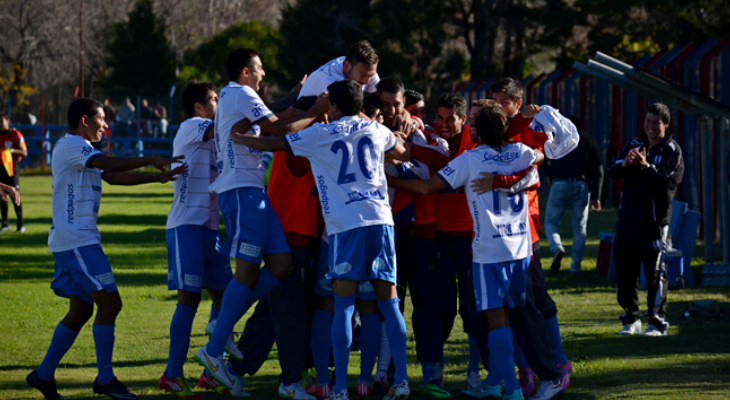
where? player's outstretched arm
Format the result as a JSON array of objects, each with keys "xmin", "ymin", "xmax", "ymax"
[
  {"xmin": 0, "ymin": 183, "xmax": 20, "ymax": 206},
  {"xmin": 230, "ymin": 125, "xmax": 287, "ymax": 152},
  {"xmin": 258, "ymin": 92, "xmax": 329, "ymax": 137},
  {"xmin": 102, "ymin": 164, "xmax": 188, "ymax": 186},
  {"xmin": 90, "ymin": 154, "xmax": 185, "ymax": 173},
  {"xmin": 387, "ymin": 174, "xmax": 446, "ymax": 196}
]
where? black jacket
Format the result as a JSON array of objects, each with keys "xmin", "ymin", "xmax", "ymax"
[{"xmin": 607, "ymin": 133, "xmax": 684, "ymax": 229}]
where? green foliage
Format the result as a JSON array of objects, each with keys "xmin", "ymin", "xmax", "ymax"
[
  {"xmin": 101, "ymin": 0, "xmax": 175, "ymax": 96},
  {"xmin": 182, "ymin": 21, "xmax": 286, "ymax": 90},
  {"xmin": 279, "ymin": 0, "xmax": 373, "ymax": 88}
]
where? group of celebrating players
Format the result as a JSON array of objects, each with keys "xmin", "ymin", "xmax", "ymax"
[{"xmin": 27, "ymin": 40, "xmax": 580, "ymax": 400}]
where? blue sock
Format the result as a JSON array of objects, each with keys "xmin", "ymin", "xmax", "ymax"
[
  {"xmin": 467, "ymin": 334, "xmax": 481, "ymax": 374},
  {"xmin": 378, "ymin": 298, "xmax": 408, "ymax": 384},
  {"xmin": 208, "ymin": 279, "xmax": 252, "ymax": 357},
  {"xmin": 208, "ymin": 303, "xmax": 220, "ymax": 324},
  {"xmin": 165, "ymin": 304, "xmax": 196, "ymax": 378},
  {"xmin": 332, "ymin": 296, "xmax": 356, "ymax": 393},
  {"xmin": 245, "ymin": 268, "xmax": 280, "ymax": 309},
  {"xmin": 37, "ymin": 323, "xmax": 80, "ymax": 380},
  {"xmin": 488, "ymin": 327, "xmax": 517, "ymax": 394},
  {"xmin": 513, "ymin": 334, "xmax": 528, "ymax": 370},
  {"xmin": 485, "ymin": 346, "xmax": 501, "ymax": 386},
  {"xmin": 93, "ymin": 324, "xmax": 115, "ymax": 384},
  {"xmin": 358, "ymin": 313, "xmax": 381, "ymax": 384},
  {"xmin": 421, "ymin": 361, "xmax": 439, "ymax": 385},
  {"xmin": 311, "ymin": 310, "xmax": 333, "ymax": 385},
  {"xmin": 546, "ymin": 316, "xmax": 569, "ymax": 365}
]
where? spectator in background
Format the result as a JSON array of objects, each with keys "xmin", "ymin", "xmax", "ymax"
[
  {"xmin": 140, "ymin": 99, "xmax": 154, "ymax": 136},
  {"xmin": 0, "ymin": 114, "xmax": 27, "ymax": 233},
  {"xmin": 543, "ymin": 116, "xmax": 604, "ymax": 274},
  {"xmin": 103, "ymin": 98, "xmax": 116, "ymax": 137},
  {"xmin": 116, "ymin": 97, "xmax": 135, "ymax": 136},
  {"xmin": 153, "ymin": 101, "xmax": 168, "ymax": 137}
]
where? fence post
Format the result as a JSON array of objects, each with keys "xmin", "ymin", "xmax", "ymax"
[{"xmin": 700, "ymin": 117, "xmax": 714, "ymax": 262}]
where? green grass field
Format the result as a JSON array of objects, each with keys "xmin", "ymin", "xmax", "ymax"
[{"xmin": 1, "ymin": 175, "xmax": 729, "ymax": 400}]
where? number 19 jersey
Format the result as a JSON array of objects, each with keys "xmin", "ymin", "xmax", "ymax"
[
  {"xmin": 285, "ymin": 115, "xmax": 397, "ymax": 235},
  {"xmin": 437, "ymin": 142, "xmax": 537, "ymax": 264}
]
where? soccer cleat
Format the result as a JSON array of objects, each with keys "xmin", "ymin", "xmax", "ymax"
[
  {"xmin": 420, "ymin": 383, "xmax": 451, "ymax": 398},
  {"xmin": 17, "ymin": 225, "xmax": 26, "ymax": 233},
  {"xmin": 373, "ymin": 376, "xmax": 390, "ymax": 396},
  {"xmin": 550, "ymin": 250, "xmax": 565, "ymax": 274},
  {"xmin": 618, "ymin": 320, "xmax": 642, "ymax": 335},
  {"xmin": 329, "ymin": 390, "xmax": 350, "ymax": 400},
  {"xmin": 305, "ymin": 383, "xmax": 330, "ymax": 398},
  {"xmin": 205, "ymin": 320, "xmax": 244, "ymax": 360},
  {"xmin": 230, "ymin": 376, "xmax": 251, "ymax": 398},
  {"xmin": 460, "ymin": 382, "xmax": 500, "ymax": 399},
  {"xmin": 384, "ymin": 380, "xmax": 410, "ymax": 400},
  {"xmin": 92, "ymin": 377, "xmax": 139, "ymax": 400},
  {"xmin": 158, "ymin": 374, "xmax": 201, "ymax": 399},
  {"xmin": 501, "ymin": 388, "xmax": 525, "ymax": 400},
  {"xmin": 279, "ymin": 382, "xmax": 315, "ymax": 399},
  {"xmin": 557, "ymin": 361, "xmax": 572, "ymax": 390},
  {"xmin": 357, "ymin": 382, "xmax": 372, "ymax": 396},
  {"xmin": 517, "ymin": 367, "xmax": 536, "ymax": 397},
  {"xmin": 195, "ymin": 345, "xmax": 236, "ymax": 389},
  {"xmin": 198, "ymin": 371, "xmax": 230, "ymax": 394},
  {"xmin": 26, "ymin": 370, "xmax": 65, "ymax": 400},
  {"xmin": 642, "ymin": 325, "xmax": 668, "ymax": 337},
  {"xmin": 530, "ymin": 380, "xmax": 563, "ymax": 400}
]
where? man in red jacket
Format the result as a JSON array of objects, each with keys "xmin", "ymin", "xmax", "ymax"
[{"xmin": 0, "ymin": 114, "xmax": 27, "ymax": 233}]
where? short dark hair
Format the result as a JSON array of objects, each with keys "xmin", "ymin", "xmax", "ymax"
[
  {"xmin": 490, "ymin": 78, "xmax": 523, "ymax": 102},
  {"xmin": 377, "ymin": 77, "xmax": 405, "ymax": 96},
  {"xmin": 327, "ymin": 80, "xmax": 363, "ymax": 116},
  {"xmin": 345, "ymin": 41, "xmax": 379, "ymax": 66},
  {"xmin": 404, "ymin": 89, "xmax": 424, "ymax": 107},
  {"xmin": 226, "ymin": 48, "xmax": 259, "ymax": 82},
  {"xmin": 437, "ymin": 92, "xmax": 467, "ymax": 117},
  {"xmin": 646, "ymin": 102, "xmax": 671, "ymax": 125},
  {"xmin": 182, "ymin": 80, "xmax": 217, "ymax": 117},
  {"xmin": 362, "ymin": 94, "xmax": 382, "ymax": 118},
  {"xmin": 68, "ymin": 98, "xmax": 103, "ymax": 129},
  {"xmin": 474, "ymin": 104, "xmax": 509, "ymax": 150}
]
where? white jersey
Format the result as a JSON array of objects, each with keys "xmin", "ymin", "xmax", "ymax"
[
  {"xmin": 48, "ymin": 133, "xmax": 104, "ymax": 252},
  {"xmin": 298, "ymin": 57, "xmax": 380, "ymax": 98},
  {"xmin": 209, "ymin": 82, "xmax": 273, "ymax": 194},
  {"xmin": 437, "ymin": 142, "xmax": 537, "ymax": 264},
  {"xmin": 285, "ymin": 115, "xmax": 396, "ymax": 235},
  {"xmin": 166, "ymin": 117, "xmax": 220, "ymax": 230}
]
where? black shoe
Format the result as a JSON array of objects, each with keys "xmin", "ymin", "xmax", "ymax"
[
  {"xmin": 550, "ymin": 250, "xmax": 565, "ymax": 274},
  {"xmin": 92, "ymin": 377, "xmax": 139, "ymax": 400},
  {"xmin": 26, "ymin": 370, "xmax": 65, "ymax": 400}
]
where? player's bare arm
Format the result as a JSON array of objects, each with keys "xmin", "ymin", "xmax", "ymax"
[
  {"xmin": 387, "ymin": 173, "xmax": 446, "ymax": 196},
  {"xmin": 385, "ymin": 131, "xmax": 410, "ymax": 162},
  {"xmin": 230, "ymin": 129, "xmax": 287, "ymax": 152},
  {"xmin": 258, "ymin": 92, "xmax": 329, "ymax": 137},
  {"xmin": 469, "ymin": 149, "xmax": 544, "ymax": 194},
  {"xmin": 90, "ymin": 154, "xmax": 185, "ymax": 173},
  {"xmin": 102, "ymin": 164, "xmax": 188, "ymax": 186}
]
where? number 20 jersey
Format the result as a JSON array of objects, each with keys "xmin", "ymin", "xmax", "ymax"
[
  {"xmin": 285, "ymin": 115, "xmax": 397, "ymax": 235},
  {"xmin": 437, "ymin": 142, "xmax": 537, "ymax": 264}
]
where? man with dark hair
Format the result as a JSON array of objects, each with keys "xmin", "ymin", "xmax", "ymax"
[
  {"xmin": 195, "ymin": 48, "xmax": 327, "ymax": 396},
  {"xmin": 229, "ymin": 79, "xmax": 410, "ymax": 400},
  {"xmin": 158, "ymin": 80, "xmax": 235, "ymax": 399},
  {"xmin": 299, "ymin": 41, "xmax": 380, "ymax": 98},
  {"xmin": 609, "ymin": 102, "xmax": 683, "ymax": 337},
  {"xmin": 404, "ymin": 89, "xmax": 426, "ymax": 121},
  {"xmin": 27, "ymin": 98, "xmax": 186, "ymax": 400},
  {"xmin": 0, "ymin": 114, "xmax": 27, "ymax": 233}
]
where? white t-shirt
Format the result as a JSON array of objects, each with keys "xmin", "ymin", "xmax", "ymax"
[
  {"xmin": 437, "ymin": 142, "xmax": 537, "ymax": 264},
  {"xmin": 48, "ymin": 133, "xmax": 104, "ymax": 252},
  {"xmin": 298, "ymin": 57, "xmax": 380, "ymax": 98},
  {"xmin": 166, "ymin": 117, "xmax": 220, "ymax": 230},
  {"xmin": 209, "ymin": 82, "xmax": 274, "ymax": 194},
  {"xmin": 285, "ymin": 115, "xmax": 396, "ymax": 235}
]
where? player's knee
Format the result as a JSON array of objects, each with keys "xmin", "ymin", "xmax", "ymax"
[
  {"xmin": 270, "ymin": 261, "xmax": 293, "ymax": 281},
  {"xmin": 178, "ymin": 290, "xmax": 201, "ymax": 309}
]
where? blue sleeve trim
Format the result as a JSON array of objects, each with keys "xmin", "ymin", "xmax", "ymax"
[{"xmin": 436, "ymin": 173, "xmax": 455, "ymax": 191}]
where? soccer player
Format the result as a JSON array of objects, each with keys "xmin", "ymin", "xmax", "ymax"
[
  {"xmin": 298, "ymin": 40, "xmax": 380, "ymax": 98},
  {"xmin": 27, "ymin": 98, "xmax": 186, "ymax": 400},
  {"xmin": 157, "ymin": 81, "xmax": 236, "ymax": 399},
  {"xmin": 195, "ymin": 48, "xmax": 327, "ymax": 391},
  {"xmin": 229, "ymin": 79, "xmax": 411, "ymax": 400},
  {"xmin": 0, "ymin": 114, "xmax": 27, "ymax": 233},
  {"xmin": 389, "ymin": 100, "xmax": 543, "ymax": 400}
]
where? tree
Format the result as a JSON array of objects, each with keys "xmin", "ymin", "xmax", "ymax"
[{"xmin": 101, "ymin": 0, "xmax": 175, "ymax": 96}]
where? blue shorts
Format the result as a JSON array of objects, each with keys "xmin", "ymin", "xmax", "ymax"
[
  {"xmin": 328, "ymin": 225, "xmax": 397, "ymax": 287},
  {"xmin": 314, "ymin": 240, "xmax": 377, "ymax": 301},
  {"xmin": 51, "ymin": 244, "xmax": 117, "ymax": 303},
  {"xmin": 166, "ymin": 225, "xmax": 232, "ymax": 293},
  {"xmin": 218, "ymin": 187, "xmax": 290, "ymax": 263},
  {"xmin": 472, "ymin": 258, "xmax": 529, "ymax": 312}
]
